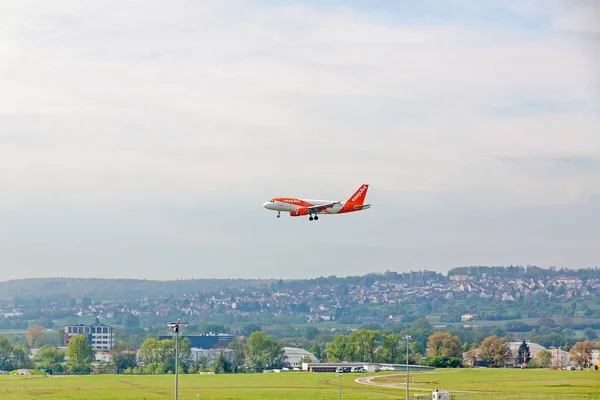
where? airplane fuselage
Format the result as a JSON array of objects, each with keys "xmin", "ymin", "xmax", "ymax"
[
  {"xmin": 262, "ymin": 184, "xmax": 371, "ymax": 220},
  {"xmin": 264, "ymin": 198, "xmax": 345, "ymax": 214}
]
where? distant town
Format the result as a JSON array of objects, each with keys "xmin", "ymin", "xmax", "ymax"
[
  {"xmin": 1, "ymin": 266, "xmax": 598, "ymax": 330},
  {"xmin": 0, "ymin": 265, "xmax": 599, "ymax": 376}
]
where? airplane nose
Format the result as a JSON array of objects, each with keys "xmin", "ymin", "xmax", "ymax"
[{"xmin": 263, "ymin": 201, "xmax": 271, "ymax": 209}]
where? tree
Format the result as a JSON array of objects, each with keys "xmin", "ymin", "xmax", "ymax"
[
  {"xmin": 409, "ymin": 318, "xmax": 433, "ymax": 350},
  {"xmin": 425, "ymin": 356, "xmax": 462, "ymax": 368},
  {"xmin": 303, "ymin": 327, "xmax": 319, "ymax": 341},
  {"xmin": 582, "ymin": 328, "xmax": 597, "ymax": 341},
  {"xmin": 411, "ymin": 318, "xmax": 433, "ymax": 331},
  {"xmin": 0, "ymin": 336, "xmax": 14, "ymax": 370},
  {"xmin": 478, "ymin": 336, "xmax": 512, "ymax": 368},
  {"xmin": 240, "ymin": 323, "xmax": 262, "ymax": 338},
  {"xmin": 110, "ymin": 341, "xmax": 137, "ymax": 373},
  {"xmin": 299, "ymin": 355, "xmax": 312, "ymax": 364},
  {"xmin": 122, "ymin": 313, "xmax": 140, "ymax": 328},
  {"xmin": 309, "ymin": 341, "xmax": 321, "ymax": 360},
  {"xmin": 26, "ymin": 324, "xmax": 47, "ymax": 348},
  {"xmin": 213, "ymin": 353, "xmax": 232, "ymax": 374},
  {"xmin": 172, "ymin": 338, "xmax": 191, "ymax": 373},
  {"xmin": 33, "ymin": 345, "xmax": 66, "ymax": 373},
  {"xmin": 348, "ymin": 329, "xmax": 380, "ymax": 362},
  {"xmin": 537, "ymin": 349, "xmax": 552, "ymax": 368},
  {"xmin": 198, "ymin": 355, "xmax": 210, "ymax": 372},
  {"xmin": 56, "ymin": 328, "xmax": 65, "ymax": 347},
  {"xmin": 139, "ymin": 338, "xmax": 162, "ymax": 367},
  {"xmin": 227, "ymin": 339, "xmax": 246, "ymax": 373},
  {"xmin": 200, "ymin": 323, "xmax": 229, "ymax": 334},
  {"xmin": 324, "ymin": 334, "xmax": 353, "ymax": 362},
  {"xmin": 569, "ymin": 340, "xmax": 595, "ymax": 369},
  {"xmin": 11, "ymin": 345, "xmax": 34, "ymax": 369},
  {"xmin": 243, "ymin": 331, "xmax": 285, "ymax": 371},
  {"xmin": 517, "ymin": 340, "xmax": 531, "ymax": 367},
  {"xmin": 377, "ymin": 333, "xmax": 403, "ymax": 363},
  {"xmin": 66, "ymin": 334, "xmax": 95, "ymax": 373},
  {"xmin": 537, "ymin": 318, "xmax": 556, "ymax": 328},
  {"xmin": 138, "ymin": 337, "xmax": 190, "ymax": 374},
  {"xmin": 410, "ymin": 341, "xmax": 424, "ymax": 363},
  {"xmin": 426, "ymin": 332, "xmax": 462, "ymax": 358},
  {"xmin": 80, "ymin": 297, "xmax": 92, "ymax": 309}
]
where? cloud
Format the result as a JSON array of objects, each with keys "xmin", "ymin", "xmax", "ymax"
[
  {"xmin": 553, "ymin": 0, "xmax": 600, "ymax": 33},
  {"xmin": 1, "ymin": 1, "xmax": 598, "ymax": 207},
  {"xmin": 0, "ymin": 1, "xmax": 598, "ymax": 279}
]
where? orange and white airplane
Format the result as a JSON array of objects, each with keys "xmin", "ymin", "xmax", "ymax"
[{"xmin": 263, "ymin": 184, "xmax": 371, "ymax": 221}]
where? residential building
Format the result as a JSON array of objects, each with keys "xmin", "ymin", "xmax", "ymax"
[
  {"xmin": 461, "ymin": 313, "xmax": 479, "ymax": 322},
  {"xmin": 549, "ymin": 347, "xmax": 572, "ymax": 369},
  {"xmin": 63, "ymin": 324, "xmax": 115, "ymax": 351}
]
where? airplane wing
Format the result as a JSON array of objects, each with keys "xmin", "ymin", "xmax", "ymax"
[{"xmin": 306, "ymin": 201, "xmax": 340, "ymax": 213}]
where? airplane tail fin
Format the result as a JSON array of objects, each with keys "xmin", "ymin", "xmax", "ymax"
[{"xmin": 346, "ymin": 184, "xmax": 369, "ymax": 205}]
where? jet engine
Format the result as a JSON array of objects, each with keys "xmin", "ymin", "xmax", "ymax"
[{"xmin": 289, "ymin": 208, "xmax": 309, "ymax": 217}]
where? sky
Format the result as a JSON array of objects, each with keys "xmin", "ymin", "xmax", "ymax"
[{"xmin": 0, "ymin": 0, "xmax": 599, "ymax": 281}]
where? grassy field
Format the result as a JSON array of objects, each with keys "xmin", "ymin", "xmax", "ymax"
[
  {"xmin": 0, "ymin": 369, "xmax": 598, "ymax": 400},
  {"xmin": 367, "ymin": 369, "xmax": 600, "ymax": 398}
]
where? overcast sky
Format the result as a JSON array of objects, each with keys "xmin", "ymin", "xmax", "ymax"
[{"xmin": 1, "ymin": 0, "xmax": 599, "ymax": 281}]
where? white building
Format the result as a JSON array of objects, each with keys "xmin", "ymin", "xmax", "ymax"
[
  {"xmin": 508, "ymin": 341, "xmax": 548, "ymax": 362},
  {"xmin": 189, "ymin": 348, "xmax": 236, "ymax": 366},
  {"xmin": 461, "ymin": 313, "xmax": 478, "ymax": 322},
  {"xmin": 64, "ymin": 324, "xmax": 115, "ymax": 351},
  {"xmin": 549, "ymin": 347, "xmax": 572, "ymax": 369},
  {"xmin": 283, "ymin": 347, "xmax": 319, "ymax": 369}
]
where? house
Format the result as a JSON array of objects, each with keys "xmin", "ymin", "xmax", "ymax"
[{"xmin": 461, "ymin": 313, "xmax": 479, "ymax": 322}]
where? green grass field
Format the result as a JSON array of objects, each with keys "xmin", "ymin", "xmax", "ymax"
[
  {"xmin": 368, "ymin": 369, "xmax": 600, "ymax": 398},
  {"xmin": 0, "ymin": 369, "xmax": 598, "ymax": 400}
]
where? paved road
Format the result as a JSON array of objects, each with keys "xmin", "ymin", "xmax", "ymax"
[{"xmin": 354, "ymin": 374, "xmax": 481, "ymax": 395}]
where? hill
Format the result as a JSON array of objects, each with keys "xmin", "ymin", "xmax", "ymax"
[{"xmin": 0, "ymin": 277, "xmax": 274, "ymax": 302}]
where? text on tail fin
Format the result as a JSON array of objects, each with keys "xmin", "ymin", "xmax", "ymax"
[{"xmin": 349, "ymin": 184, "xmax": 369, "ymax": 204}]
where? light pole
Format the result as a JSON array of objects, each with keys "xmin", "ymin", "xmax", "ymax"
[
  {"xmin": 167, "ymin": 319, "xmax": 188, "ymax": 400},
  {"xmin": 404, "ymin": 334, "xmax": 412, "ymax": 400}
]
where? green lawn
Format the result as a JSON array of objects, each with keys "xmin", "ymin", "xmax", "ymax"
[
  {"xmin": 0, "ymin": 369, "xmax": 598, "ymax": 400},
  {"xmin": 366, "ymin": 369, "xmax": 600, "ymax": 399},
  {"xmin": 0, "ymin": 372, "xmax": 383, "ymax": 400}
]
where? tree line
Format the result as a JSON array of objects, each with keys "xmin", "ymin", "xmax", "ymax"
[{"xmin": 1, "ymin": 318, "xmax": 598, "ymax": 374}]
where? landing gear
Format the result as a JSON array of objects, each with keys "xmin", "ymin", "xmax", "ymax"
[
  {"xmin": 308, "ymin": 214, "xmax": 319, "ymax": 221},
  {"xmin": 309, "ymin": 216, "xmax": 313, "ymax": 221},
  {"xmin": 277, "ymin": 211, "xmax": 281, "ymax": 218}
]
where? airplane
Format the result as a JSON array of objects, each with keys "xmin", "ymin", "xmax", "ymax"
[{"xmin": 262, "ymin": 184, "xmax": 371, "ymax": 221}]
